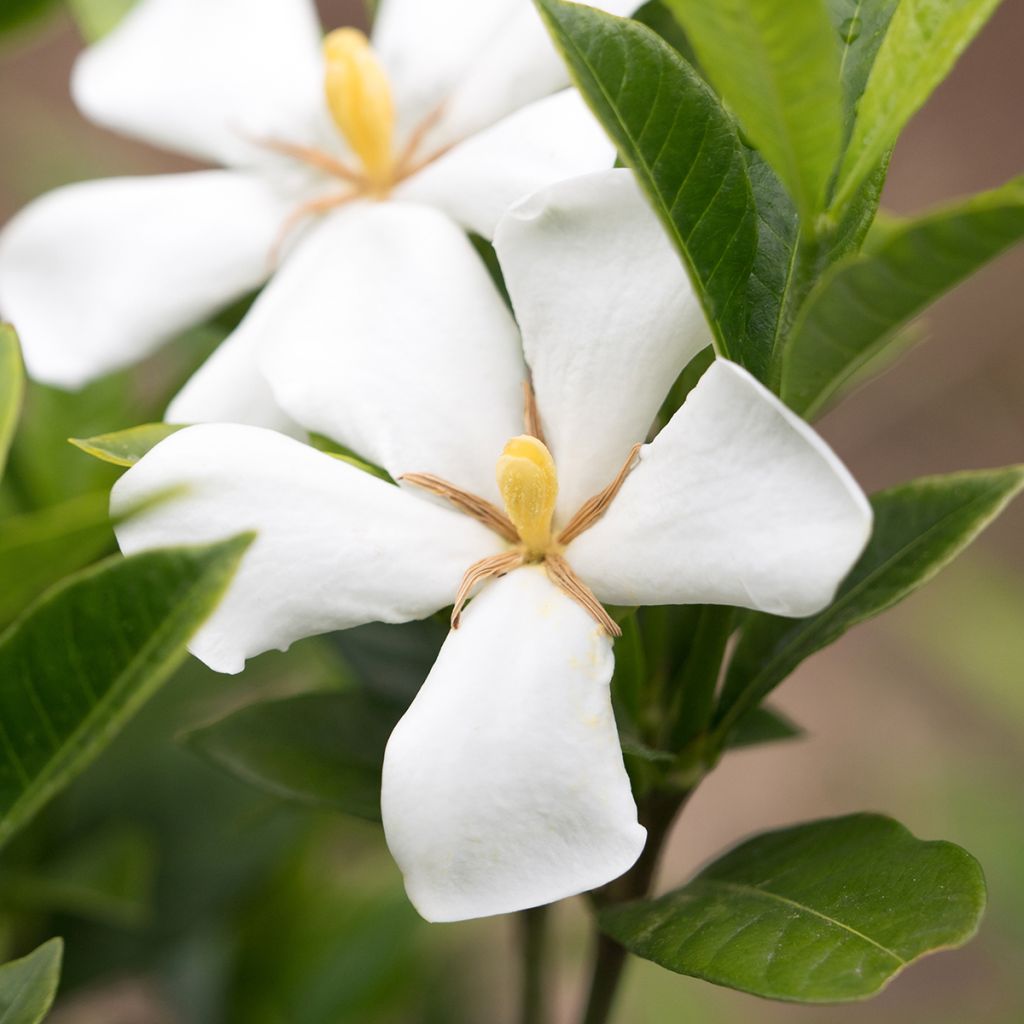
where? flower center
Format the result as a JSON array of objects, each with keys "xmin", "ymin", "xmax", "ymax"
[
  {"xmin": 323, "ymin": 29, "xmax": 396, "ymax": 191},
  {"xmin": 496, "ymin": 436, "xmax": 558, "ymax": 557},
  {"xmin": 400, "ymin": 386, "xmax": 643, "ymax": 638}
]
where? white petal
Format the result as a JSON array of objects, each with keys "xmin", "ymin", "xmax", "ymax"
[
  {"xmin": 396, "ymin": 91, "xmax": 614, "ymax": 240},
  {"xmin": 166, "ymin": 320, "xmax": 301, "ymax": 435},
  {"xmin": 382, "ymin": 566, "xmax": 645, "ymax": 922},
  {"xmin": 372, "ymin": 0, "xmax": 521, "ymax": 134},
  {"xmin": 434, "ymin": 1, "xmax": 644, "ymax": 144},
  {"xmin": 0, "ymin": 172, "xmax": 296, "ymax": 388},
  {"xmin": 112, "ymin": 424, "xmax": 502, "ymax": 674},
  {"xmin": 72, "ymin": 0, "xmax": 328, "ymax": 166},
  {"xmin": 257, "ymin": 202, "xmax": 525, "ymax": 503},
  {"xmin": 568, "ymin": 361, "xmax": 873, "ymax": 617},
  {"xmin": 494, "ymin": 169, "xmax": 711, "ymax": 520}
]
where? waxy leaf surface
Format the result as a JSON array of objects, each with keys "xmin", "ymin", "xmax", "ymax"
[
  {"xmin": 600, "ymin": 814, "xmax": 985, "ymax": 1001},
  {"xmin": 537, "ymin": 0, "xmax": 757, "ymax": 366},
  {"xmin": 0, "ymin": 535, "xmax": 251, "ymax": 848}
]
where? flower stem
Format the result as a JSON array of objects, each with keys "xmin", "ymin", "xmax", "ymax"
[
  {"xmin": 579, "ymin": 792, "xmax": 690, "ymax": 1024},
  {"xmin": 520, "ymin": 904, "xmax": 550, "ymax": 1024}
]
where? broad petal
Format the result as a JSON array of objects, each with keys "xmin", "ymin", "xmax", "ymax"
[
  {"xmin": 494, "ymin": 169, "xmax": 711, "ymax": 520},
  {"xmin": 257, "ymin": 202, "xmax": 525, "ymax": 504},
  {"xmin": 381, "ymin": 566, "xmax": 645, "ymax": 922},
  {"xmin": 166, "ymin": 322, "xmax": 300, "ymax": 435},
  {"xmin": 434, "ymin": 1, "xmax": 643, "ymax": 144},
  {"xmin": 112, "ymin": 424, "xmax": 502, "ymax": 674},
  {"xmin": 0, "ymin": 172, "xmax": 296, "ymax": 388},
  {"xmin": 372, "ymin": 0, "xmax": 521, "ymax": 135},
  {"xmin": 72, "ymin": 0, "xmax": 328, "ymax": 166},
  {"xmin": 568, "ymin": 361, "xmax": 873, "ymax": 617},
  {"xmin": 396, "ymin": 91, "xmax": 614, "ymax": 240}
]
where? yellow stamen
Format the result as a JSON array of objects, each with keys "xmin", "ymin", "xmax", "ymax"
[
  {"xmin": 496, "ymin": 436, "xmax": 558, "ymax": 556},
  {"xmin": 323, "ymin": 29, "xmax": 395, "ymax": 188}
]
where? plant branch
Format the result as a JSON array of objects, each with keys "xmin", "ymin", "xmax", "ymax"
[
  {"xmin": 520, "ymin": 904, "xmax": 550, "ymax": 1024},
  {"xmin": 580, "ymin": 791, "xmax": 691, "ymax": 1024}
]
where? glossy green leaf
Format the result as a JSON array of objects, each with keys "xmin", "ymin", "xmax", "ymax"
[
  {"xmin": 0, "ymin": 534, "xmax": 252, "ymax": 849},
  {"xmin": 600, "ymin": 814, "xmax": 985, "ymax": 1002},
  {"xmin": 834, "ymin": 0, "xmax": 1003, "ymax": 213},
  {"xmin": 0, "ymin": 823, "xmax": 155, "ymax": 927},
  {"xmin": 536, "ymin": 0, "xmax": 757, "ymax": 363},
  {"xmin": 715, "ymin": 467, "xmax": 1024, "ymax": 739},
  {"xmin": 69, "ymin": 423, "xmax": 183, "ymax": 468},
  {"xmin": 184, "ymin": 691, "xmax": 401, "ymax": 822},
  {"xmin": 663, "ymin": 0, "xmax": 842, "ymax": 221},
  {"xmin": 0, "ymin": 327, "xmax": 24, "ymax": 482},
  {"xmin": 726, "ymin": 705, "xmax": 802, "ymax": 750},
  {"xmin": 0, "ymin": 492, "xmax": 114, "ymax": 628},
  {"xmin": 827, "ymin": 0, "xmax": 900, "ymax": 139},
  {"xmin": 0, "ymin": 938, "xmax": 62, "ymax": 1024},
  {"xmin": 784, "ymin": 176, "xmax": 1024, "ymax": 417}
]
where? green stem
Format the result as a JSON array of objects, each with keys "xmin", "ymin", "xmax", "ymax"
[
  {"xmin": 520, "ymin": 904, "xmax": 549, "ymax": 1024},
  {"xmin": 580, "ymin": 793, "xmax": 690, "ymax": 1024}
]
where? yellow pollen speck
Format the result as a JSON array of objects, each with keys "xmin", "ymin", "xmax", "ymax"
[
  {"xmin": 497, "ymin": 436, "xmax": 558, "ymax": 556},
  {"xmin": 323, "ymin": 28, "xmax": 395, "ymax": 188}
]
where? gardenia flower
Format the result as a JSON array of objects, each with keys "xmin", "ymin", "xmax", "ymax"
[
  {"xmin": 110, "ymin": 170, "xmax": 872, "ymax": 921},
  {"xmin": 0, "ymin": 0, "xmax": 636, "ymax": 418}
]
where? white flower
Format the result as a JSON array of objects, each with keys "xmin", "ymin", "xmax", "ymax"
[
  {"xmin": 0, "ymin": 0, "xmax": 638, "ymax": 409},
  {"xmin": 110, "ymin": 170, "xmax": 872, "ymax": 921}
]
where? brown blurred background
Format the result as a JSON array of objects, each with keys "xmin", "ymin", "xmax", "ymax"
[{"xmin": 1, "ymin": 2, "xmax": 1022, "ymax": 1022}]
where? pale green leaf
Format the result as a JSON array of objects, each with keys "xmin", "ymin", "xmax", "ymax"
[
  {"xmin": 834, "ymin": 0, "xmax": 1004, "ymax": 213},
  {"xmin": 0, "ymin": 327, "xmax": 24, "ymax": 482},
  {"xmin": 0, "ymin": 938, "xmax": 62, "ymax": 1024},
  {"xmin": 69, "ymin": 423, "xmax": 183, "ymax": 468},
  {"xmin": 663, "ymin": 0, "xmax": 842, "ymax": 221}
]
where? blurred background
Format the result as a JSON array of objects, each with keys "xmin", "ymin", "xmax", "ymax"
[{"xmin": 0, "ymin": 1, "xmax": 1022, "ymax": 1022}]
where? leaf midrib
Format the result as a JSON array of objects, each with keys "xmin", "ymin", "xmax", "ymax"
[{"xmin": 695, "ymin": 878, "xmax": 906, "ymax": 965}]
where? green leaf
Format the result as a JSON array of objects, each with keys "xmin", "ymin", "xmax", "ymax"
[
  {"xmin": 69, "ymin": 423, "xmax": 183, "ymax": 468},
  {"xmin": 0, "ymin": 534, "xmax": 252, "ymax": 849},
  {"xmin": 0, "ymin": 327, "xmax": 24, "ymax": 482},
  {"xmin": 600, "ymin": 814, "xmax": 985, "ymax": 1002},
  {"xmin": 715, "ymin": 466, "xmax": 1024, "ymax": 739},
  {"xmin": 0, "ymin": 492, "xmax": 114, "ymax": 628},
  {"xmin": 184, "ymin": 691, "xmax": 401, "ymax": 822},
  {"xmin": 827, "ymin": 0, "xmax": 901, "ymax": 140},
  {"xmin": 725, "ymin": 705, "xmax": 802, "ymax": 750},
  {"xmin": 0, "ymin": 0, "xmax": 59, "ymax": 34},
  {"xmin": 66, "ymin": 0, "xmax": 135, "ymax": 40},
  {"xmin": 662, "ymin": 0, "xmax": 842, "ymax": 222},
  {"xmin": 0, "ymin": 823, "xmax": 155, "ymax": 928},
  {"xmin": 833, "ymin": 0, "xmax": 1003, "ymax": 213},
  {"xmin": 0, "ymin": 938, "xmax": 62, "ymax": 1024},
  {"xmin": 536, "ymin": 0, "xmax": 758, "ymax": 364},
  {"xmin": 784, "ymin": 176, "xmax": 1024, "ymax": 417}
]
